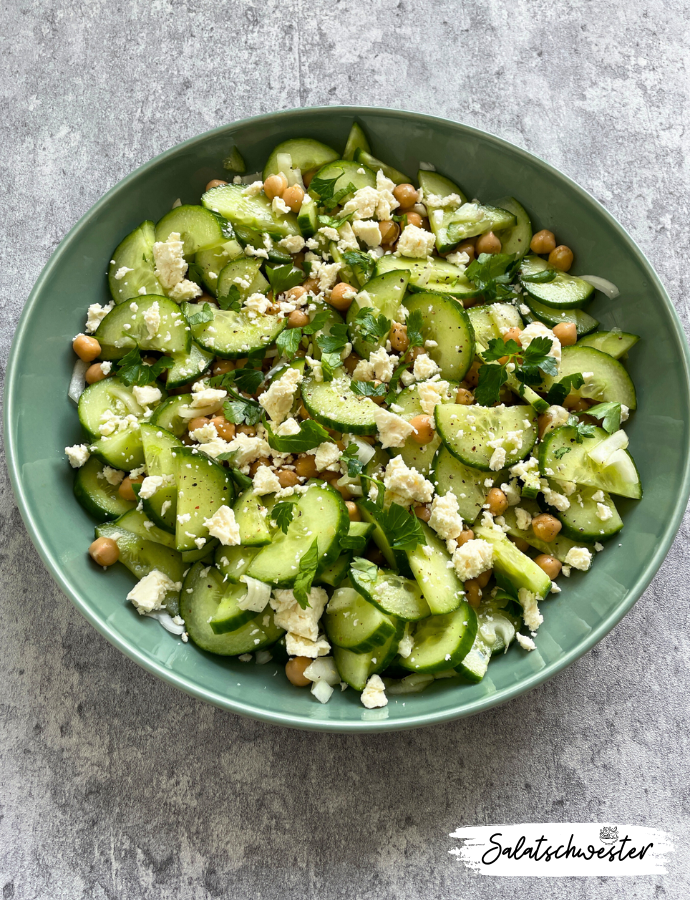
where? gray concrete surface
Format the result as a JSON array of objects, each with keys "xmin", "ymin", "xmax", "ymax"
[{"xmin": 1, "ymin": 1, "xmax": 689, "ymax": 897}]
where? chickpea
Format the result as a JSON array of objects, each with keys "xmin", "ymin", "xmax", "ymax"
[
  {"xmin": 285, "ymin": 656, "xmax": 312, "ymax": 687},
  {"xmin": 389, "ymin": 322, "xmax": 409, "ymax": 354},
  {"xmin": 198, "ymin": 293, "xmax": 217, "ymax": 306},
  {"xmin": 509, "ymin": 535, "xmax": 531, "ymax": 553},
  {"xmin": 188, "ymin": 416, "xmax": 211, "ymax": 434},
  {"xmin": 276, "ymin": 469, "xmax": 298, "ymax": 489},
  {"xmin": 464, "ymin": 359, "xmax": 482, "ymax": 388},
  {"xmin": 393, "ymin": 183, "xmax": 418, "ymax": 209},
  {"xmin": 454, "ymin": 239, "xmax": 476, "ymax": 262},
  {"xmin": 345, "ymin": 501, "xmax": 361, "ymax": 522},
  {"xmin": 343, "ymin": 353, "xmax": 361, "ymax": 375},
  {"xmin": 328, "ymin": 282, "xmax": 356, "ymax": 312},
  {"xmin": 407, "ymin": 345, "xmax": 426, "ymax": 364},
  {"xmin": 210, "ymin": 416, "xmax": 235, "ymax": 442},
  {"xmin": 534, "ymin": 554, "xmax": 562, "ymax": 580},
  {"xmin": 379, "ymin": 220, "xmax": 400, "ymax": 246},
  {"xmin": 403, "ymin": 211, "xmax": 424, "ymax": 229},
  {"xmin": 298, "ymin": 403, "xmax": 311, "ymax": 420},
  {"xmin": 531, "ymin": 514, "xmax": 562, "ymax": 543},
  {"xmin": 465, "ymin": 580, "xmax": 482, "ymax": 608},
  {"xmin": 213, "ymin": 359, "xmax": 235, "ymax": 376},
  {"xmin": 85, "ymin": 362, "xmax": 109, "ymax": 384},
  {"xmin": 319, "ymin": 469, "xmax": 340, "ymax": 483},
  {"xmin": 475, "ymin": 231, "xmax": 502, "ymax": 255},
  {"xmin": 549, "ymin": 245, "xmax": 574, "ymax": 272},
  {"xmin": 294, "ymin": 455, "xmax": 318, "ymax": 479},
  {"xmin": 529, "ymin": 229, "xmax": 556, "ymax": 255},
  {"xmin": 457, "ymin": 528, "xmax": 474, "ymax": 546},
  {"xmin": 301, "ymin": 277, "xmax": 319, "ymax": 293},
  {"xmin": 486, "ymin": 488, "xmax": 508, "ymax": 516},
  {"xmin": 287, "ymin": 309, "xmax": 309, "ymax": 329},
  {"xmin": 263, "ymin": 173, "xmax": 288, "ymax": 200},
  {"xmin": 249, "ymin": 458, "xmax": 271, "ymax": 477},
  {"xmin": 455, "ymin": 387, "xmax": 474, "ymax": 405},
  {"xmin": 73, "ymin": 334, "xmax": 101, "ymax": 363},
  {"xmin": 236, "ymin": 424, "xmax": 257, "ymax": 437},
  {"xmin": 563, "ymin": 394, "xmax": 589, "ymax": 412},
  {"xmin": 302, "ymin": 169, "xmax": 316, "ymax": 188},
  {"xmin": 538, "ymin": 411, "xmax": 556, "ymax": 440},
  {"xmin": 553, "ymin": 322, "xmax": 577, "ymax": 346},
  {"xmin": 336, "ymin": 481, "xmax": 354, "ymax": 500},
  {"xmin": 293, "ymin": 251, "xmax": 305, "ymax": 269},
  {"xmin": 476, "ymin": 568, "xmax": 493, "ymax": 589},
  {"xmin": 409, "ymin": 414, "xmax": 435, "ymax": 445},
  {"xmin": 503, "ymin": 327, "xmax": 523, "ymax": 346},
  {"xmin": 89, "ymin": 537, "xmax": 120, "ymax": 567},
  {"xmin": 205, "ymin": 178, "xmax": 227, "ymax": 191},
  {"xmin": 118, "ymin": 475, "xmax": 143, "ymax": 502},
  {"xmin": 414, "ymin": 504, "xmax": 431, "ymax": 523},
  {"xmin": 286, "ymin": 285, "xmax": 308, "ymax": 303},
  {"xmin": 282, "ymin": 184, "xmax": 305, "ymax": 212},
  {"xmin": 366, "ymin": 545, "xmax": 387, "ymax": 567}
]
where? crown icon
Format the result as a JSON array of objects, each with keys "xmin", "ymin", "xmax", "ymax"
[{"xmin": 599, "ymin": 826, "xmax": 618, "ymax": 844}]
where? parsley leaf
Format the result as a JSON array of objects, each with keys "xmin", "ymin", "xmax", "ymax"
[
  {"xmin": 482, "ymin": 337, "xmax": 522, "ymax": 362},
  {"xmin": 350, "ymin": 556, "xmax": 379, "ymax": 586},
  {"xmin": 302, "ymin": 310, "xmax": 331, "ymax": 335},
  {"xmin": 341, "ymin": 443, "xmax": 364, "ymax": 477},
  {"xmin": 353, "ymin": 307, "xmax": 391, "ymax": 344},
  {"xmin": 382, "ymin": 503, "xmax": 426, "ymax": 551},
  {"xmin": 185, "ymin": 302, "xmax": 215, "ymax": 326},
  {"xmin": 351, "ymin": 380, "xmax": 387, "ymax": 399},
  {"xmin": 545, "ymin": 372, "xmax": 585, "ymax": 407},
  {"xmin": 276, "ymin": 327, "xmax": 303, "ymax": 356},
  {"xmin": 465, "ymin": 252, "xmax": 519, "ymax": 303},
  {"xmin": 318, "ymin": 212, "xmax": 352, "ymax": 229},
  {"xmin": 293, "ymin": 538, "xmax": 320, "ymax": 608},
  {"xmin": 217, "ymin": 284, "xmax": 242, "ymax": 312},
  {"xmin": 567, "ymin": 414, "xmax": 597, "ymax": 443},
  {"xmin": 474, "ymin": 363, "xmax": 508, "ymax": 407},
  {"xmin": 360, "ymin": 478, "xmax": 385, "ymax": 510},
  {"xmin": 309, "ymin": 169, "xmax": 355, "ymax": 209},
  {"xmin": 315, "ymin": 322, "xmax": 350, "ymax": 355},
  {"xmin": 587, "ymin": 401, "xmax": 622, "ymax": 434},
  {"xmin": 319, "ymin": 350, "xmax": 344, "ymax": 382},
  {"xmin": 406, "ymin": 308, "xmax": 425, "ymax": 349},
  {"xmin": 272, "ymin": 502, "xmax": 295, "ymax": 535},
  {"xmin": 519, "ymin": 336, "xmax": 559, "ymax": 379},
  {"xmin": 553, "ymin": 446, "xmax": 572, "ymax": 459},
  {"xmin": 341, "ymin": 532, "xmax": 368, "ymax": 553},
  {"xmin": 265, "ymin": 264, "xmax": 305, "ymax": 296},
  {"xmin": 222, "ymin": 391, "xmax": 263, "ymax": 426},
  {"xmin": 342, "ymin": 249, "xmax": 376, "ymax": 283},
  {"xmin": 263, "ymin": 418, "xmax": 332, "ymax": 453},
  {"xmin": 116, "ymin": 347, "xmax": 173, "ymax": 386},
  {"xmin": 385, "ymin": 358, "xmax": 411, "ymax": 402}
]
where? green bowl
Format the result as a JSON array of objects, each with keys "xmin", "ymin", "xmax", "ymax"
[{"xmin": 6, "ymin": 107, "xmax": 690, "ymax": 731}]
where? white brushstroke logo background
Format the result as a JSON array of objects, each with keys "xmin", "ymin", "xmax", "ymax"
[{"xmin": 449, "ymin": 823, "xmax": 673, "ymax": 877}]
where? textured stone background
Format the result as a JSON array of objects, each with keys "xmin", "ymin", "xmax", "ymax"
[{"xmin": 1, "ymin": 1, "xmax": 689, "ymax": 897}]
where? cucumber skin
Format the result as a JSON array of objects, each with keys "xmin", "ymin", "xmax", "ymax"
[
  {"xmin": 262, "ymin": 137, "xmax": 339, "ymax": 180},
  {"xmin": 577, "ymin": 331, "xmax": 640, "ymax": 359},
  {"xmin": 525, "ymin": 295, "xmax": 599, "ymax": 336},
  {"xmin": 474, "ymin": 525, "xmax": 552, "ymax": 600},
  {"xmin": 400, "ymin": 602, "xmax": 478, "ymax": 674},
  {"xmin": 301, "ymin": 375, "xmax": 379, "ymax": 436},
  {"xmin": 543, "ymin": 345, "xmax": 637, "ymax": 410},
  {"xmin": 343, "ymin": 122, "xmax": 370, "ymax": 161},
  {"xmin": 73, "ymin": 457, "xmax": 135, "ymax": 522},
  {"xmin": 402, "ymin": 291, "xmax": 476, "ymax": 384},
  {"xmin": 324, "ymin": 588, "xmax": 397, "ymax": 654}
]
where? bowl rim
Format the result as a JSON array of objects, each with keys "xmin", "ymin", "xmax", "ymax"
[{"xmin": 6, "ymin": 104, "xmax": 690, "ymax": 732}]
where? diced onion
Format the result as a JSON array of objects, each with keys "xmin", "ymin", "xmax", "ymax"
[
  {"xmin": 587, "ymin": 430, "xmax": 629, "ymax": 466},
  {"xmin": 238, "ymin": 575, "xmax": 271, "ymax": 612},
  {"xmin": 255, "ymin": 649, "xmax": 273, "ymax": 665},
  {"xmin": 68, "ymin": 359, "xmax": 89, "ymax": 404},
  {"xmin": 311, "ymin": 680, "xmax": 334, "ymax": 703},
  {"xmin": 304, "ymin": 657, "xmax": 340, "ymax": 686},
  {"xmin": 172, "ymin": 198, "xmax": 182, "ymax": 209},
  {"xmin": 578, "ymin": 275, "xmax": 620, "ymax": 299},
  {"xmin": 150, "ymin": 611, "xmax": 186, "ymax": 635},
  {"xmin": 419, "ymin": 161, "xmax": 436, "ymax": 171},
  {"xmin": 387, "ymin": 673, "xmax": 434, "ymax": 695},
  {"xmin": 240, "ymin": 171, "xmax": 263, "ymax": 184}
]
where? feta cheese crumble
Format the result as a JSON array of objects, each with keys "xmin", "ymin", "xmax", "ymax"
[
  {"xmin": 203, "ymin": 505, "xmax": 241, "ymax": 546},
  {"xmin": 259, "ymin": 367, "xmax": 302, "ymax": 424},
  {"xmin": 360, "ymin": 674, "xmax": 388, "ymax": 709},
  {"xmin": 452, "ymin": 539, "xmax": 494, "ymax": 581}
]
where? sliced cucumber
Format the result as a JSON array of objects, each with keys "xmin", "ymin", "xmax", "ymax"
[
  {"xmin": 543, "ymin": 345, "xmax": 637, "ymax": 409},
  {"xmin": 166, "ymin": 342, "xmax": 214, "ymax": 390},
  {"xmin": 180, "ymin": 563, "xmax": 283, "ymax": 656},
  {"xmin": 246, "ymin": 483, "xmax": 349, "ymax": 587},
  {"xmin": 346, "ymin": 270, "xmax": 409, "ymax": 357},
  {"xmin": 549, "ymin": 484, "xmax": 623, "ymax": 542},
  {"xmin": 456, "ymin": 628, "xmax": 492, "ymax": 683},
  {"xmin": 150, "ymin": 393, "xmax": 192, "ymax": 437},
  {"xmin": 297, "ymin": 193, "xmax": 318, "ymax": 237},
  {"xmin": 524, "ymin": 294, "xmax": 599, "ymax": 336},
  {"xmin": 108, "ymin": 221, "xmax": 163, "ymax": 304},
  {"xmin": 194, "ymin": 240, "xmax": 243, "ymax": 295},
  {"xmin": 435, "ymin": 403, "xmax": 537, "ymax": 472},
  {"xmin": 216, "ymin": 543, "xmax": 262, "ymax": 583},
  {"xmin": 155, "ymin": 205, "xmax": 226, "ymax": 255},
  {"xmin": 73, "ymin": 456, "xmax": 135, "ymax": 521},
  {"xmin": 577, "ymin": 331, "xmax": 640, "ymax": 359},
  {"xmin": 349, "ymin": 557, "xmax": 431, "ymax": 621},
  {"xmin": 344, "ymin": 519, "xmax": 375, "ymax": 554},
  {"xmin": 185, "ymin": 302, "xmax": 285, "ymax": 359},
  {"xmin": 172, "ymin": 447, "xmax": 234, "ymax": 552},
  {"xmin": 353, "ymin": 148, "xmax": 410, "ymax": 184},
  {"xmin": 140, "ymin": 423, "xmax": 181, "ymax": 531},
  {"xmin": 520, "ymin": 255, "xmax": 594, "ymax": 309},
  {"xmin": 233, "ymin": 488, "xmax": 272, "ymax": 546},
  {"xmin": 316, "ymin": 552, "xmax": 352, "ymax": 588},
  {"xmin": 406, "ymin": 523, "xmax": 465, "ymax": 615},
  {"xmin": 355, "ymin": 499, "xmax": 404, "ymax": 572},
  {"xmin": 263, "ymin": 138, "xmax": 339, "ymax": 180},
  {"xmin": 474, "ymin": 525, "xmax": 553, "ymax": 600},
  {"xmin": 491, "ymin": 196, "xmax": 532, "ymax": 259},
  {"xmin": 501, "ymin": 500, "xmax": 594, "ymax": 563},
  {"xmin": 96, "ymin": 295, "xmax": 191, "ymax": 359},
  {"xmin": 202, "ymin": 183, "xmax": 300, "ymax": 238},
  {"xmin": 333, "ymin": 623, "xmax": 403, "ymax": 690},
  {"xmin": 233, "ymin": 224, "xmax": 292, "ymax": 264},
  {"xmin": 208, "ymin": 582, "xmax": 257, "ymax": 635},
  {"xmin": 90, "ymin": 429, "xmax": 145, "ymax": 471},
  {"xmin": 435, "ymin": 205, "xmax": 516, "ymax": 255},
  {"xmin": 324, "ymin": 586, "xmax": 397, "ymax": 652},
  {"xmin": 216, "ymin": 257, "xmax": 269, "ymax": 303},
  {"xmin": 387, "ymin": 381, "xmax": 457, "ymax": 475},
  {"xmin": 375, "ymin": 254, "xmax": 480, "ymax": 301},
  {"xmin": 400, "ymin": 602, "xmax": 477, "ymax": 674},
  {"xmin": 418, "ymin": 169, "xmax": 468, "ymax": 203},
  {"xmin": 343, "ymin": 122, "xmax": 370, "ymax": 161},
  {"xmin": 402, "ymin": 291, "xmax": 475, "ymax": 382},
  {"xmin": 431, "ymin": 445, "xmax": 488, "ymax": 525},
  {"xmin": 301, "ymin": 371, "xmax": 379, "ymax": 435},
  {"xmin": 111, "ymin": 508, "xmax": 176, "ymax": 549},
  {"xmin": 539, "ymin": 425, "xmax": 642, "ymax": 500},
  {"xmin": 309, "ymin": 159, "xmax": 375, "ymax": 202},
  {"xmin": 78, "ymin": 377, "xmax": 147, "ymax": 440}
]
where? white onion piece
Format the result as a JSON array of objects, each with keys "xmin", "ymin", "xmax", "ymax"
[
  {"xmin": 304, "ymin": 657, "xmax": 340, "ymax": 686},
  {"xmin": 150, "ymin": 611, "xmax": 186, "ymax": 635},
  {"xmin": 578, "ymin": 275, "xmax": 620, "ymax": 299},
  {"xmin": 240, "ymin": 171, "xmax": 263, "ymax": 184},
  {"xmin": 387, "ymin": 673, "xmax": 434, "ymax": 695},
  {"xmin": 255, "ymin": 649, "xmax": 273, "ymax": 665},
  {"xmin": 588, "ymin": 430, "xmax": 629, "ymax": 466},
  {"xmin": 349, "ymin": 436, "xmax": 376, "ymax": 466},
  {"xmin": 311, "ymin": 680, "xmax": 334, "ymax": 703},
  {"xmin": 68, "ymin": 359, "xmax": 89, "ymax": 405},
  {"xmin": 419, "ymin": 161, "xmax": 436, "ymax": 171},
  {"xmin": 238, "ymin": 575, "xmax": 271, "ymax": 612},
  {"xmin": 172, "ymin": 198, "xmax": 182, "ymax": 209}
]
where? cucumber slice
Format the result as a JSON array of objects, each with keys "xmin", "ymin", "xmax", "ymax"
[
  {"xmin": 155, "ymin": 205, "xmax": 226, "ymax": 255},
  {"xmin": 577, "ymin": 331, "xmax": 640, "ymax": 359},
  {"xmin": 539, "ymin": 425, "xmax": 642, "ymax": 500},
  {"xmin": 402, "ymin": 291, "xmax": 475, "ymax": 382},
  {"xmin": 333, "ymin": 623, "xmax": 403, "ymax": 690},
  {"xmin": 172, "ymin": 447, "xmax": 235, "ymax": 552},
  {"xmin": 232, "ymin": 224, "xmax": 292, "ymax": 264},
  {"xmin": 549, "ymin": 485, "xmax": 623, "ymax": 542},
  {"xmin": 343, "ymin": 122, "xmax": 370, "ymax": 161},
  {"xmin": 481, "ymin": 593, "xmax": 522, "ymax": 655},
  {"xmin": 185, "ymin": 301, "xmax": 285, "ymax": 359},
  {"xmin": 349, "ymin": 557, "xmax": 431, "ymax": 621},
  {"xmin": 355, "ymin": 499, "xmax": 403, "ymax": 572},
  {"xmin": 233, "ymin": 488, "xmax": 272, "ymax": 546},
  {"xmin": 96, "ymin": 295, "xmax": 191, "ymax": 360},
  {"xmin": 166, "ymin": 342, "xmax": 214, "ymax": 390},
  {"xmin": 353, "ymin": 148, "xmax": 410, "ymax": 185},
  {"xmin": 434, "ymin": 205, "xmax": 516, "ymax": 255},
  {"xmin": 216, "ymin": 543, "xmax": 262, "ymax": 583},
  {"xmin": 195, "ymin": 240, "xmax": 244, "ymax": 295},
  {"xmin": 246, "ymin": 483, "xmax": 349, "ymax": 586},
  {"xmin": 474, "ymin": 525, "xmax": 552, "ymax": 599},
  {"xmin": 309, "ymin": 159, "xmax": 376, "ymax": 202},
  {"xmin": 324, "ymin": 586, "xmax": 397, "ymax": 652},
  {"xmin": 375, "ymin": 255, "xmax": 480, "ymax": 300},
  {"xmin": 150, "ymin": 394, "xmax": 192, "ymax": 437},
  {"xmin": 142, "ymin": 485, "xmax": 177, "ymax": 533},
  {"xmin": 520, "ymin": 255, "xmax": 594, "ymax": 309},
  {"xmin": 216, "ymin": 257, "xmax": 268, "ymax": 304},
  {"xmin": 387, "ymin": 381, "xmax": 458, "ymax": 475},
  {"xmin": 78, "ymin": 377, "xmax": 147, "ymax": 440},
  {"xmin": 111, "ymin": 508, "xmax": 176, "ymax": 549},
  {"xmin": 400, "ymin": 602, "xmax": 477, "ymax": 674},
  {"xmin": 316, "ymin": 553, "xmax": 352, "ymax": 588},
  {"xmin": 140, "ymin": 423, "xmax": 181, "ymax": 531},
  {"xmin": 435, "ymin": 404, "xmax": 537, "ymax": 472},
  {"xmin": 345, "ymin": 270, "xmax": 410, "ymax": 357},
  {"xmin": 108, "ymin": 221, "xmax": 163, "ymax": 304},
  {"xmin": 180, "ymin": 564, "xmax": 283, "ymax": 656},
  {"xmin": 263, "ymin": 138, "xmax": 339, "ymax": 180},
  {"xmin": 344, "ymin": 520, "xmax": 375, "ymax": 554},
  {"xmin": 73, "ymin": 456, "xmax": 135, "ymax": 521},
  {"xmin": 406, "ymin": 523, "xmax": 465, "ymax": 615},
  {"xmin": 91, "ymin": 429, "xmax": 145, "ymax": 471},
  {"xmin": 456, "ymin": 629, "xmax": 492, "ymax": 683},
  {"xmin": 491, "ymin": 196, "xmax": 532, "ymax": 259},
  {"xmin": 418, "ymin": 169, "xmax": 468, "ymax": 203},
  {"xmin": 431, "ymin": 445, "xmax": 489, "ymax": 525},
  {"xmin": 501, "ymin": 500, "xmax": 594, "ymax": 563},
  {"xmin": 208, "ymin": 583, "xmax": 257, "ymax": 635},
  {"xmin": 297, "ymin": 193, "xmax": 318, "ymax": 237},
  {"xmin": 202, "ymin": 183, "xmax": 300, "ymax": 238},
  {"xmin": 543, "ymin": 345, "xmax": 637, "ymax": 409},
  {"xmin": 301, "ymin": 372, "xmax": 379, "ymax": 435},
  {"xmin": 524, "ymin": 295, "xmax": 599, "ymax": 336}
]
